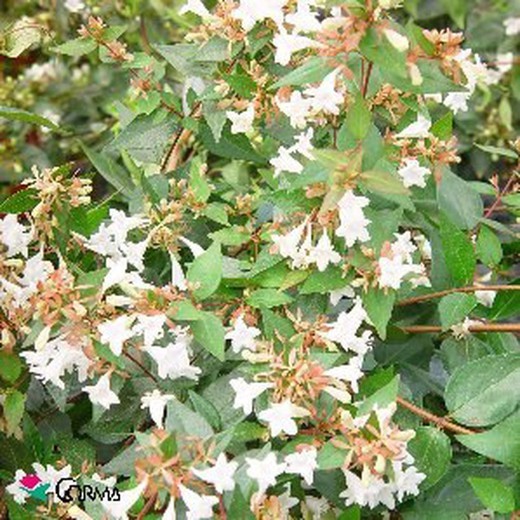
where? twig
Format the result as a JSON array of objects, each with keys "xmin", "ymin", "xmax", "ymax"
[
  {"xmin": 123, "ymin": 351, "xmax": 159, "ymax": 383},
  {"xmin": 484, "ymin": 170, "xmax": 518, "ymax": 218},
  {"xmin": 400, "ymin": 323, "xmax": 520, "ymax": 334},
  {"xmin": 396, "ymin": 396, "xmax": 475, "ymax": 435},
  {"xmin": 136, "ymin": 492, "xmax": 157, "ymax": 520},
  {"xmin": 361, "ymin": 62, "xmax": 373, "ymax": 97},
  {"xmin": 397, "ymin": 285, "xmax": 520, "ymax": 306}
]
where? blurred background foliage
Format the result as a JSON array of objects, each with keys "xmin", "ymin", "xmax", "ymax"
[{"xmin": 0, "ymin": 0, "xmax": 518, "ymax": 190}]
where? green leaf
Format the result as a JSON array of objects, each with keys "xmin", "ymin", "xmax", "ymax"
[
  {"xmin": 439, "ymin": 213, "xmax": 476, "ymax": 287},
  {"xmin": 106, "ymin": 109, "xmax": 178, "ymax": 164},
  {"xmin": 440, "ymin": 0, "xmax": 467, "ymax": 27},
  {"xmin": 189, "ymin": 391, "xmax": 222, "ymax": 431},
  {"xmin": 359, "ymin": 169, "xmax": 409, "ymax": 195},
  {"xmin": 58, "ymin": 437, "xmax": 96, "ymax": 473},
  {"xmin": 362, "ymin": 288, "xmax": 396, "ymax": 340},
  {"xmin": 476, "ymin": 225, "xmax": 503, "ymax": 266},
  {"xmin": 438, "ymin": 169, "xmax": 483, "ymax": 229},
  {"xmin": 190, "ymin": 311, "xmax": 225, "ymax": 360},
  {"xmin": 187, "ymin": 241, "xmax": 223, "ymax": 300},
  {"xmin": 486, "ymin": 284, "xmax": 520, "ymax": 320},
  {"xmin": 300, "ymin": 266, "xmax": 349, "ymax": 295},
  {"xmin": 456, "ymin": 409, "xmax": 520, "ymax": 469},
  {"xmin": 52, "ymin": 37, "xmax": 97, "ymax": 57},
  {"xmin": 430, "ymin": 112, "xmax": 453, "ymax": 140},
  {"xmin": 408, "ymin": 427, "xmax": 452, "ymax": 489},
  {"xmin": 199, "ymin": 123, "xmax": 264, "ymax": 163},
  {"xmin": 475, "ymin": 144, "xmax": 518, "ymax": 160},
  {"xmin": 0, "ymin": 189, "xmax": 38, "ymax": 214},
  {"xmin": 438, "ymin": 293, "xmax": 477, "ymax": 330},
  {"xmin": 357, "ymin": 376, "xmax": 399, "ymax": 415},
  {"xmin": 344, "ymin": 94, "xmax": 371, "ymax": 140},
  {"xmin": 0, "ymin": 106, "xmax": 62, "ymax": 132},
  {"xmin": 165, "ymin": 399, "xmax": 214, "ymax": 439},
  {"xmin": 271, "ymin": 56, "xmax": 334, "ymax": 89},
  {"xmin": 189, "ymin": 157, "xmax": 211, "ymax": 202},
  {"xmin": 317, "ymin": 439, "xmax": 347, "ymax": 470},
  {"xmin": 468, "ymin": 477, "xmax": 515, "ymax": 513},
  {"xmin": 81, "ymin": 143, "xmax": 135, "ymax": 198},
  {"xmin": 445, "ymin": 354, "xmax": 520, "ymax": 427},
  {"xmin": 202, "ymin": 101, "xmax": 227, "ymax": 143},
  {"xmin": 4, "ymin": 390, "xmax": 25, "ymax": 436},
  {"xmin": 1, "ymin": 21, "xmax": 42, "ymax": 57},
  {"xmin": 246, "ymin": 288, "xmax": 293, "ymax": 308}
]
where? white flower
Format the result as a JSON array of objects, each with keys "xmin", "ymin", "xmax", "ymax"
[
  {"xmin": 102, "ymin": 479, "xmax": 148, "ymax": 520},
  {"xmin": 232, "ymin": 0, "xmax": 286, "ymax": 31},
  {"xmin": 64, "ymin": 0, "xmax": 85, "ymax": 13},
  {"xmin": 273, "ymin": 29, "xmax": 318, "ymax": 66},
  {"xmin": 504, "ymin": 17, "xmax": 520, "ymax": 36},
  {"xmin": 278, "ymin": 487, "xmax": 299, "ymax": 516},
  {"xmin": 398, "ymin": 158, "xmax": 431, "ymax": 188},
  {"xmin": 496, "ymin": 52, "xmax": 514, "ymax": 75},
  {"xmin": 0, "ymin": 214, "xmax": 33, "ymax": 258},
  {"xmin": 227, "ymin": 104, "xmax": 255, "ymax": 134},
  {"xmin": 146, "ymin": 336, "xmax": 201, "ymax": 381},
  {"xmin": 285, "ymin": 0, "xmax": 321, "ymax": 32},
  {"xmin": 120, "ymin": 239, "xmax": 148, "ymax": 272},
  {"xmin": 276, "ymin": 91, "xmax": 312, "ymax": 129},
  {"xmin": 475, "ymin": 289, "xmax": 496, "ymax": 307},
  {"xmin": 325, "ymin": 356, "xmax": 364, "ymax": 394},
  {"xmin": 340, "ymin": 470, "xmax": 395, "ymax": 509},
  {"xmin": 378, "ymin": 256, "xmax": 424, "ymax": 290},
  {"xmin": 97, "ymin": 315, "xmax": 136, "ymax": 356},
  {"xmin": 17, "ymin": 249, "xmax": 54, "ymax": 288},
  {"xmin": 21, "ymin": 335, "xmax": 90, "ymax": 389},
  {"xmin": 304, "ymin": 69, "xmax": 344, "ymax": 115},
  {"xmin": 246, "ymin": 453, "xmax": 286, "ymax": 494},
  {"xmin": 271, "ymin": 220, "xmax": 307, "ymax": 258},
  {"xmin": 24, "ymin": 62, "xmax": 57, "ymax": 83},
  {"xmin": 335, "ymin": 190, "xmax": 371, "ymax": 247},
  {"xmin": 383, "ymin": 29, "xmax": 409, "ymax": 52},
  {"xmin": 161, "ymin": 497, "xmax": 177, "ymax": 520},
  {"xmin": 395, "ymin": 114, "xmax": 431, "ymax": 139},
  {"xmin": 270, "ymin": 146, "xmax": 304, "ymax": 177},
  {"xmin": 179, "ymin": 485, "xmax": 218, "ymax": 520},
  {"xmin": 379, "ymin": 0, "xmax": 403, "ymax": 8},
  {"xmin": 179, "ymin": 236, "xmax": 205, "ymax": 257},
  {"xmin": 391, "ymin": 461, "xmax": 425, "ymax": 501},
  {"xmin": 443, "ymin": 91, "xmax": 470, "ymax": 114},
  {"xmin": 192, "ymin": 453, "xmax": 238, "ymax": 493},
  {"xmin": 258, "ymin": 399, "xmax": 309, "ymax": 437},
  {"xmin": 292, "ymin": 128, "xmax": 314, "ymax": 158},
  {"xmin": 304, "ymin": 496, "xmax": 330, "ymax": 519},
  {"xmin": 284, "ymin": 447, "xmax": 318, "ymax": 485},
  {"xmin": 391, "ymin": 231, "xmax": 417, "ymax": 263},
  {"xmin": 320, "ymin": 299, "xmax": 373, "ymax": 356},
  {"xmin": 92, "ymin": 473, "xmax": 117, "ymax": 487},
  {"xmin": 32, "ymin": 463, "xmax": 72, "ymax": 501},
  {"xmin": 308, "ymin": 230, "xmax": 341, "ymax": 271},
  {"xmin": 451, "ymin": 317, "xmax": 480, "ymax": 339},
  {"xmin": 170, "ymin": 253, "xmax": 187, "ymax": 290},
  {"xmin": 229, "ymin": 377, "xmax": 274, "ymax": 414},
  {"xmin": 132, "ymin": 314, "xmax": 166, "ymax": 348},
  {"xmin": 329, "ymin": 285, "xmax": 355, "ymax": 306},
  {"xmin": 140, "ymin": 390, "xmax": 175, "ymax": 429},
  {"xmin": 179, "ymin": 0, "xmax": 212, "ymax": 18},
  {"xmin": 160, "ymin": 497, "xmax": 177, "ymax": 520},
  {"xmin": 83, "ymin": 373, "xmax": 120, "ymax": 410},
  {"xmin": 225, "ymin": 314, "xmax": 261, "ymax": 353}
]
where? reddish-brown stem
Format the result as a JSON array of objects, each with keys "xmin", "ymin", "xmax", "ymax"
[
  {"xmin": 396, "ymin": 396, "xmax": 476, "ymax": 435},
  {"xmin": 123, "ymin": 351, "xmax": 159, "ymax": 383},
  {"xmin": 137, "ymin": 493, "xmax": 157, "ymax": 520},
  {"xmin": 397, "ymin": 285, "xmax": 520, "ymax": 306},
  {"xmin": 361, "ymin": 62, "xmax": 373, "ymax": 97},
  {"xmin": 484, "ymin": 170, "xmax": 518, "ymax": 218},
  {"xmin": 400, "ymin": 323, "xmax": 520, "ymax": 334}
]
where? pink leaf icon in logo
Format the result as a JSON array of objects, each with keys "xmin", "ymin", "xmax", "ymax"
[{"xmin": 20, "ymin": 474, "xmax": 41, "ymax": 490}]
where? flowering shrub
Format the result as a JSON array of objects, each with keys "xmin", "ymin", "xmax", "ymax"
[{"xmin": 0, "ymin": 1, "xmax": 519, "ymax": 519}]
